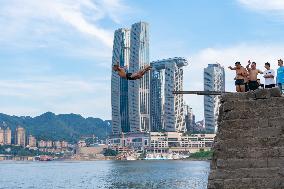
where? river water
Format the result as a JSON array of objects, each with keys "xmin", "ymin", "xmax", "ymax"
[{"xmin": 0, "ymin": 160, "xmax": 210, "ymax": 189}]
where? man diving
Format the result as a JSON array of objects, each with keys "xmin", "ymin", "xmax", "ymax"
[{"xmin": 112, "ymin": 61, "xmax": 152, "ymax": 80}]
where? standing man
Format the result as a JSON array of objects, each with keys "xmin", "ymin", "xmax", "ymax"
[
  {"xmin": 263, "ymin": 62, "xmax": 275, "ymax": 88},
  {"xmin": 246, "ymin": 60, "xmax": 263, "ymax": 91},
  {"xmin": 228, "ymin": 62, "xmax": 247, "ymax": 92},
  {"xmin": 277, "ymin": 59, "xmax": 284, "ymax": 94}
]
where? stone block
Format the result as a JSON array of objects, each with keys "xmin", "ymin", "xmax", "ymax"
[
  {"xmin": 267, "ymin": 157, "xmax": 284, "ymax": 168},
  {"xmin": 269, "ymin": 87, "xmax": 282, "ymax": 97},
  {"xmin": 224, "ymin": 178, "xmax": 253, "ymax": 189},
  {"xmin": 268, "ymin": 117, "xmax": 284, "ymax": 128},
  {"xmin": 207, "ymin": 179, "xmax": 224, "ymax": 189},
  {"xmin": 254, "ymin": 89, "xmax": 271, "ymax": 99},
  {"xmin": 252, "ymin": 177, "xmax": 284, "ymax": 188},
  {"xmin": 253, "ymin": 127, "xmax": 282, "ymax": 138}
]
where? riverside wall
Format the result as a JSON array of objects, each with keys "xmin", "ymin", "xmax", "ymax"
[{"xmin": 207, "ymin": 88, "xmax": 284, "ymax": 189}]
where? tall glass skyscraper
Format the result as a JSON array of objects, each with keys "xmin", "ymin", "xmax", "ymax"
[
  {"xmin": 128, "ymin": 22, "xmax": 150, "ymax": 133},
  {"xmin": 150, "ymin": 58, "xmax": 188, "ymax": 132},
  {"xmin": 204, "ymin": 64, "xmax": 225, "ymax": 133},
  {"xmin": 111, "ymin": 28, "xmax": 131, "ymax": 134}
]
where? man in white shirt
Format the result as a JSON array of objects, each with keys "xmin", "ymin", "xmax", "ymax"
[{"xmin": 263, "ymin": 62, "xmax": 276, "ymax": 88}]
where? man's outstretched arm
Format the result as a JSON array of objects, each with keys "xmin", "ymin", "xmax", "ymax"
[
  {"xmin": 228, "ymin": 66, "xmax": 236, "ymax": 70},
  {"xmin": 246, "ymin": 60, "xmax": 251, "ymax": 71}
]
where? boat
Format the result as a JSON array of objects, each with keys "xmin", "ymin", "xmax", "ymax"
[
  {"xmin": 126, "ymin": 155, "xmax": 137, "ymax": 161},
  {"xmin": 144, "ymin": 153, "xmax": 172, "ymax": 160}
]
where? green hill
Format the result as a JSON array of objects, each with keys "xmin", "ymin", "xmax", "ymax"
[{"xmin": 0, "ymin": 112, "xmax": 112, "ymax": 143}]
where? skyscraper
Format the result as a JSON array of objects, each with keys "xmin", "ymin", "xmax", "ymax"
[
  {"xmin": 128, "ymin": 22, "xmax": 150, "ymax": 132},
  {"xmin": 28, "ymin": 135, "xmax": 37, "ymax": 147},
  {"xmin": 204, "ymin": 63, "xmax": 225, "ymax": 133},
  {"xmin": 15, "ymin": 126, "xmax": 26, "ymax": 147},
  {"xmin": 0, "ymin": 126, "xmax": 11, "ymax": 145},
  {"xmin": 185, "ymin": 105, "xmax": 196, "ymax": 133},
  {"xmin": 111, "ymin": 28, "xmax": 131, "ymax": 134},
  {"xmin": 150, "ymin": 58, "xmax": 188, "ymax": 132},
  {"xmin": 0, "ymin": 127, "xmax": 4, "ymax": 145},
  {"xmin": 4, "ymin": 127, "xmax": 11, "ymax": 145}
]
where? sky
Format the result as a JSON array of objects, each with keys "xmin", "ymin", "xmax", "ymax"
[{"xmin": 0, "ymin": 0, "xmax": 284, "ymax": 120}]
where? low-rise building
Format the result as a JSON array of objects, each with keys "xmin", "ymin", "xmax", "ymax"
[
  {"xmin": 77, "ymin": 140, "xmax": 87, "ymax": 147},
  {"xmin": 38, "ymin": 140, "xmax": 47, "ymax": 148},
  {"xmin": 150, "ymin": 132, "xmax": 215, "ymax": 153},
  {"xmin": 54, "ymin": 141, "xmax": 61, "ymax": 149},
  {"xmin": 108, "ymin": 132, "xmax": 149, "ymax": 152},
  {"xmin": 46, "ymin": 141, "xmax": 53, "ymax": 148},
  {"xmin": 61, "ymin": 141, "xmax": 68, "ymax": 148},
  {"xmin": 108, "ymin": 132, "xmax": 216, "ymax": 154},
  {"xmin": 74, "ymin": 144, "xmax": 107, "ymax": 160}
]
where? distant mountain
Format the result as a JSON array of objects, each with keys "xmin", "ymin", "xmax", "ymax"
[{"xmin": 0, "ymin": 112, "xmax": 112, "ymax": 143}]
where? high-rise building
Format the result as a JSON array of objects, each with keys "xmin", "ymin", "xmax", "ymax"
[
  {"xmin": 128, "ymin": 22, "xmax": 150, "ymax": 132},
  {"xmin": 204, "ymin": 64, "xmax": 225, "ymax": 133},
  {"xmin": 4, "ymin": 127, "xmax": 11, "ymax": 145},
  {"xmin": 111, "ymin": 28, "xmax": 131, "ymax": 134},
  {"xmin": 28, "ymin": 135, "xmax": 37, "ymax": 147},
  {"xmin": 15, "ymin": 126, "xmax": 26, "ymax": 147},
  {"xmin": 185, "ymin": 105, "xmax": 196, "ymax": 133},
  {"xmin": 150, "ymin": 58, "xmax": 188, "ymax": 132},
  {"xmin": 0, "ymin": 127, "xmax": 4, "ymax": 145}
]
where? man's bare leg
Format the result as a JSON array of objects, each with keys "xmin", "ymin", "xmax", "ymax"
[
  {"xmin": 130, "ymin": 65, "xmax": 152, "ymax": 79},
  {"xmin": 236, "ymin": 85, "xmax": 241, "ymax": 92},
  {"xmin": 240, "ymin": 85, "xmax": 245, "ymax": 92}
]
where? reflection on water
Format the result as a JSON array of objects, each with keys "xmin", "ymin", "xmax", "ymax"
[{"xmin": 0, "ymin": 160, "xmax": 209, "ymax": 189}]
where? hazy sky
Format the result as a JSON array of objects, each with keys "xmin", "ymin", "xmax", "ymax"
[{"xmin": 0, "ymin": 0, "xmax": 284, "ymax": 120}]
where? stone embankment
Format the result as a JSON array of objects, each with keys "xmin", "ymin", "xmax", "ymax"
[{"xmin": 208, "ymin": 88, "xmax": 284, "ymax": 189}]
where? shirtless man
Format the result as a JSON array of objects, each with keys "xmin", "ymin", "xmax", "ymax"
[
  {"xmin": 246, "ymin": 60, "xmax": 263, "ymax": 91},
  {"xmin": 113, "ymin": 61, "xmax": 152, "ymax": 80},
  {"xmin": 228, "ymin": 62, "xmax": 247, "ymax": 92}
]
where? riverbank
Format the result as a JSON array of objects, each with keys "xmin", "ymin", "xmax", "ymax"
[{"xmin": 186, "ymin": 150, "xmax": 213, "ymax": 160}]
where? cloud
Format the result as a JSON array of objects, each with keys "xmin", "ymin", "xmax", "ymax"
[
  {"xmin": 237, "ymin": 0, "xmax": 284, "ymax": 20},
  {"xmin": 184, "ymin": 43, "xmax": 284, "ymax": 120},
  {"xmin": 238, "ymin": 0, "xmax": 284, "ymax": 11},
  {"xmin": 0, "ymin": 0, "xmax": 130, "ymax": 49}
]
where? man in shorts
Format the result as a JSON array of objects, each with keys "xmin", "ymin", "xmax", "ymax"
[
  {"xmin": 228, "ymin": 62, "xmax": 247, "ymax": 92},
  {"xmin": 246, "ymin": 60, "xmax": 263, "ymax": 91}
]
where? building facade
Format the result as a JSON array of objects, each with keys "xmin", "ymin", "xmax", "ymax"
[
  {"xmin": 38, "ymin": 140, "xmax": 47, "ymax": 148},
  {"xmin": 111, "ymin": 28, "xmax": 131, "ymax": 134},
  {"xmin": 15, "ymin": 126, "xmax": 26, "ymax": 147},
  {"xmin": 108, "ymin": 132, "xmax": 149, "ymax": 152},
  {"xmin": 108, "ymin": 132, "xmax": 215, "ymax": 154},
  {"xmin": 28, "ymin": 135, "xmax": 37, "ymax": 147},
  {"xmin": 185, "ymin": 105, "xmax": 196, "ymax": 133},
  {"xmin": 149, "ymin": 132, "xmax": 215, "ymax": 153},
  {"xmin": 150, "ymin": 58, "xmax": 188, "ymax": 132},
  {"xmin": 0, "ymin": 128, "xmax": 4, "ymax": 145},
  {"xmin": 4, "ymin": 127, "xmax": 11, "ymax": 145},
  {"xmin": 204, "ymin": 64, "xmax": 225, "ymax": 133},
  {"xmin": 128, "ymin": 22, "xmax": 150, "ymax": 133}
]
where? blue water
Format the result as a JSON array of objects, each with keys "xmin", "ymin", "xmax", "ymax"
[{"xmin": 0, "ymin": 160, "xmax": 210, "ymax": 189}]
